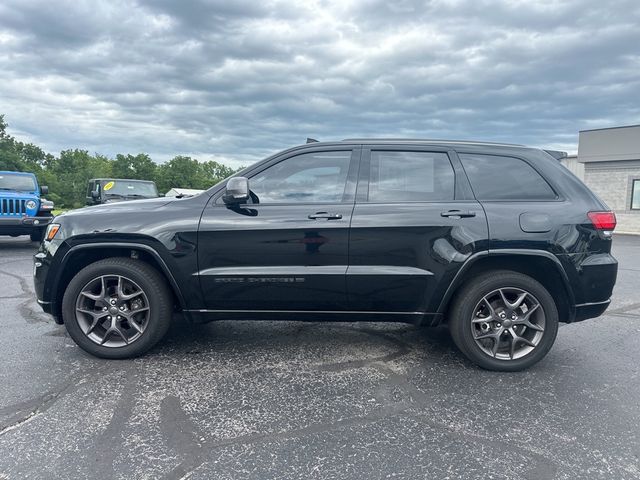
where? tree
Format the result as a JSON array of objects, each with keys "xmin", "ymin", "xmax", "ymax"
[
  {"xmin": 156, "ymin": 156, "xmax": 202, "ymax": 193},
  {"xmin": 0, "ymin": 113, "xmax": 241, "ymax": 207},
  {"xmin": 45, "ymin": 150, "xmax": 112, "ymax": 207},
  {"xmin": 0, "ymin": 115, "xmax": 51, "ymax": 181},
  {"xmin": 111, "ymin": 153, "xmax": 157, "ymax": 181},
  {"xmin": 0, "ymin": 115, "xmax": 23, "ymax": 172},
  {"xmin": 201, "ymin": 160, "xmax": 237, "ymax": 187}
]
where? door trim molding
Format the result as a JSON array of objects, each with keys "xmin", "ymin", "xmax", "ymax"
[{"xmin": 196, "ymin": 265, "xmax": 433, "ymax": 276}]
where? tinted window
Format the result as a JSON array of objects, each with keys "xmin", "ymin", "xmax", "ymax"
[
  {"xmin": 367, "ymin": 151, "xmax": 455, "ymax": 202},
  {"xmin": 250, "ymin": 151, "xmax": 352, "ymax": 203},
  {"xmin": 0, "ymin": 174, "xmax": 36, "ymax": 192},
  {"xmin": 632, "ymin": 179, "xmax": 640, "ymax": 210},
  {"xmin": 459, "ymin": 153, "xmax": 556, "ymax": 200},
  {"xmin": 100, "ymin": 180, "xmax": 158, "ymax": 197}
]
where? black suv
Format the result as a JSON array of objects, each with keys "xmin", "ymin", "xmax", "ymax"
[{"xmin": 34, "ymin": 140, "xmax": 618, "ymax": 371}]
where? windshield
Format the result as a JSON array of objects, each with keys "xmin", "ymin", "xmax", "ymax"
[
  {"xmin": 100, "ymin": 180, "xmax": 158, "ymax": 197},
  {"xmin": 0, "ymin": 174, "xmax": 37, "ymax": 192}
]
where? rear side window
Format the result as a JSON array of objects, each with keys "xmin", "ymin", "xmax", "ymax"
[
  {"xmin": 367, "ymin": 151, "xmax": 455, "ymax": 202},
  {"xmin": 459, "ymin": 153, "xmax": 557, "ymax": 200}
]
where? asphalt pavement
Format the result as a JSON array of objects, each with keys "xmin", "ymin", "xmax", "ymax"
[{"xmin": 0, "ymin": 235, "xmax": 638, "ymax": 479}]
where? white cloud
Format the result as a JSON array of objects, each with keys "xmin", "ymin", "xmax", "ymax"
[{"xmin": 0, "ymin": 0, "xmax": 639, "ymax": 165}]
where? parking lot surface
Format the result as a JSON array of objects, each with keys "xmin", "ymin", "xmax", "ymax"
[{"xmin": 0, "ymin": 235, "xmax": 639, "ymax": 479}]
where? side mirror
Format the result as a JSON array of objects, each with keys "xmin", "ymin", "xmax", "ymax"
[
  {"xmin": 222, "ymin": 177, "xmax": 250, "ymax": 204},
  {"xmin": 40, "ymin": 185, "xmax": 49, "ymax": 195},
  {"xmin": 91, "ymin": 190, "xmax": 99, "ymax": 199}
]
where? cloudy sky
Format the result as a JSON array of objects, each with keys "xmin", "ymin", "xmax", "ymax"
[{"xmin": 1, "ymin": 0, "xmax": 639, "ymax": 167}]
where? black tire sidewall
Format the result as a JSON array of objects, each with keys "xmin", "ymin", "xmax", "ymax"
[
  {"xmin": 449, "ymin": 271, "xmax": 559, "ymax": 371},
  {"xmin": 62, "ymin": 258, "xmax": 172, "ymax": 359}
]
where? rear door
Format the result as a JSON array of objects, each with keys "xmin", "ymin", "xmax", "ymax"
[{"xmin": 347, "ymin": 145, "xmax": 488, "ymax": 313}]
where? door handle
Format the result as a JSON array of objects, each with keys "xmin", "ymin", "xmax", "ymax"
[
  {"xmin": 440, "ymin": 210, "xmax": 476, "ymax": 218},
  {"xmin": 308, "ymin": 212, "xmax": 343, "ymax": 220}
]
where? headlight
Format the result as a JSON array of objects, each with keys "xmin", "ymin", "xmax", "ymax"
[
  {"xmin": 45, "ymin": 223, "xmax": 61, "ymax": 241},
  {"xmin": 40, "ymin": 200, "xmax": 54, "ymax": 210},
  {"xmin": 26, "ymin": 200, "xmax": 37, "ymax": 210}
]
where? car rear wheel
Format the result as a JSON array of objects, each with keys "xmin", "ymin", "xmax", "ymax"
[
  {"xmin": 62, "ymin": 258, "xmax": 172, "ymax": 359},
  {"xmin": 449, "ymin": 271, "xmax": 559, "ymax": 371}
]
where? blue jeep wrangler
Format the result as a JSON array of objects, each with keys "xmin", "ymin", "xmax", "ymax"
[{"xmin": 0, "ymin": 171, "xmax": 54, "ymax": 242}]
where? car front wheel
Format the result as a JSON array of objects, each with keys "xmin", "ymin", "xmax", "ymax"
[
  {"xmin": 449, "ymin": 271, "xmax": 559, "ymax": 371},
  {"xmin": 62, "ymin": 258, "xmax": 172, "ymax": 359}
]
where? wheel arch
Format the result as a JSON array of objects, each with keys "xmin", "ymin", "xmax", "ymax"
[
  {"xmin": 437, "ymin": 250, "xmax": 576, "ymax": 324},
  {"xmin": 51, "ymin": 242, "xmax": 186, "ymax": 322}
]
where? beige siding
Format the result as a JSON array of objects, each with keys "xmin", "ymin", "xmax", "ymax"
[
  {"xmin": 560, "ymin": 155, "xmax": 584, "ymax": 180},
  {"xmin": 583, "ymin": 163, "xmax": 640, "ymax": 234}
]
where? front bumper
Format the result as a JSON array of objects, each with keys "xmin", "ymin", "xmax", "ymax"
[
  {"xmin": 0, "ymin": 215, "xmax": 53, "ymax": 234},
  {"xmin": 34, "ymin": 242, "xmax": 66, "ymax": 324}
]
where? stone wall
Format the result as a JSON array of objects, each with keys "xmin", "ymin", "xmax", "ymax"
[{"xmin": 583, "ymin": 160, "xmax": 640, "ymax": 234}]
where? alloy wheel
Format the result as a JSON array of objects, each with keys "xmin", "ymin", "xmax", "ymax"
[
  {"xmin": 471, "ymin": 287, "xmax": 546, "ymax": 360},
  {"xmin": 75, "ymin": 275, "xmax": 150, "ymax": 347}
]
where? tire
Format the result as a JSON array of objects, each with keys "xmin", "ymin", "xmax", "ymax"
[
  {"xmin": 30, "ymin": 229, "xmax": 44, "ymax": 242},
  {"xmin": 448, "ymin": 270, "xmax": 559, "ymax": 372},
  {"xmin": 62, "ymin": 258, "xmax": 172, "ymax": 359}
]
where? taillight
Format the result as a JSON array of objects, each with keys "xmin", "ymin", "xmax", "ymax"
[{"xmin": 587, "ymin": 211, "xmax": 616, "ymax": 231}]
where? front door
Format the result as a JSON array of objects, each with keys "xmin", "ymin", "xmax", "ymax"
[
  {"xmin": 198, "ymin": 148, "xmax": 360, "ymax": 311},
  {"xmin": 347, "ymin": 146, "xmax": 488, "ymax": 313}
]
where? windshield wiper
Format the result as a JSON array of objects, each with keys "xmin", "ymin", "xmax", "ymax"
[{"xmin": 124, "ymin": 194, "xmax": 152, "ymax": 198}]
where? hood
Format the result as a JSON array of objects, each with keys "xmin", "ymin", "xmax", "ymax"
[
  {"xmin": 0, "ymin": 189, "xmax": 39, "ymax": 199},
  {"xmin": 49, "ymin": 194, "xmax": 207, "ymax": 244},
  {"xmin": 61, "ymin": 196, "xmax": 175, "ymax": 218}
]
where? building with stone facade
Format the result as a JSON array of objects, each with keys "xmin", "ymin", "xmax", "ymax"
[{"xmin": 575, "ymin": 125, "xmax": 640, "ymax": 234}]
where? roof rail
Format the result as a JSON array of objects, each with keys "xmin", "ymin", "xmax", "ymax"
[{"xmin": 340, "ymin": 138, "xmax": 524, "ymax": 147}]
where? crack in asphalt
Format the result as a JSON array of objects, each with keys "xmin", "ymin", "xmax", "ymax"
[
  {"xmin": 0, "ymin": 266, "xmax": 31, "ymax": 300},
  {"xmin": 605, "ymin": 302, "xmax": 640, "ymax": 315},
  {"xmin": 156, "ymin": 326, "xmax": 562, "ymax": 480},
  {"xmin": 0, "ymin": 381, "xmax": 80, "ymax": 436},
  {"xmin": 88, "ymin": 369, "xmax": 141, "ymax": 479},
  {"xmin": 0, "ymin": 261, "xmax": 55, "ymax": 324},
  {"xmin": 1, "ymin": 237, "xmax": 638, "ymax": 478}
]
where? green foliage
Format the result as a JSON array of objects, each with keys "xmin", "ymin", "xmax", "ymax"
[
  {"xmin": 0, "ymin": 115, "xmax": 242, "ymax": 208},
  {"xmin": 112, "ymin": 153, "xmax": 157, "ymax": 181}
]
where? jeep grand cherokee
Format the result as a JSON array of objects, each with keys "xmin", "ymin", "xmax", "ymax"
[{"xmin": 34, "ymin": 139, "xmax": 618, "ymax": 371}]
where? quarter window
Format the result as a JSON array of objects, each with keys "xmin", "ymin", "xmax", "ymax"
[
  {"xmin": 632, "ymin": 180, "xmax": 640, "ymax": 210},
  {"xmin": 459, "ymin": 153, "xmax": 557, "ymax": 200},
  {"xmin": 367, "ymin": 151, "xmax": 455, "ymax": 202},
  {"xmin": 249, "ymin": 151, "xmax": 352, "ymax": 204}
]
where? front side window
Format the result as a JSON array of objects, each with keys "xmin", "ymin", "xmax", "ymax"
[
  {"xmin": 459, "ymin": 153, "xmax": 557, "ymax": 200},
  {"xmin": 367, "ymin": 151, "xmax": 455, "ymax": 202},
  {"xmin": 632, "ymin": 179, "xmax": 640, "ymax": 210},
  {"xmin": 249, "ymin": 151, "xmax": 352, "ymax": 204}
]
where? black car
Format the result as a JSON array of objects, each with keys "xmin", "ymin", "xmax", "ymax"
[
  {"xmin": 86, "ymin": 178, "xmax": 159, "ymax": 205},
  {"xmin": 34, "ymin": 140, "xmax": 618, "ymax": 371}
]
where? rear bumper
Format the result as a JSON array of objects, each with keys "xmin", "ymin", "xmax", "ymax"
[
  {"xmin": 574, "ymin": 299, "xmax": 611, "ymax": 322},
  {"xmin": 564, "ymin": 252, "xmax": 617, "ymax": 322}
]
